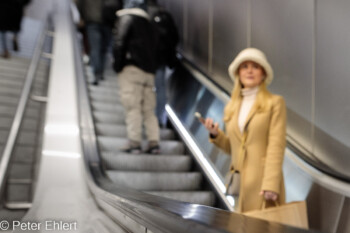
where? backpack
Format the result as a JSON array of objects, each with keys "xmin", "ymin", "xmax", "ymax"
[
  {"xmin": 151, "ymin": 9, "xmax": 179, "ymax": 67},
  {"xmin": 102, "ymin": 0, "xmax": 123, "ymax": 28}
]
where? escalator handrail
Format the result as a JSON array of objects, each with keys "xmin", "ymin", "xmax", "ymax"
[{"xmin": 0, "ymin": 15, "xmax": 51, "ymax": 202}]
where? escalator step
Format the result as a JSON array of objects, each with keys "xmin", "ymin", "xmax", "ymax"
[
  {"xmin": 6, "ymin": 183, "xmax": 31, "ymax": 202},
  {"xmin": 89, "ymin": 85, "xmax": 119, "ymax": 95},
  {"xmin": 96, "ymin": 123, "xmax": 175, "ymax": 140},
  {"xmin": 147, "ymin": 191, "xmax": 215, "ymax": 206},
  {"xmin": 0, "ymin": 106, "xmax": 41, "ymax": 119},
  {"xmin": 91, "ymin": 101, "xmax": 124, "ymax": 114},
  {"xmin": 102, "ymin": 153, "xmax": 191, "ymax": 171},
  {"xmin": 89, "ymin": 92, "xmax": 121, "ymax": 104},
  {"xmin": 106, "ymin": 171, "xmax": 202, "ymax": 191},
  {"xmin": 98, "ymin": 136, "xmax": 185, "ymax": 155},
  {"xmin": 93, "ymin": 111, "xmax": 125, "ymax": 124}
]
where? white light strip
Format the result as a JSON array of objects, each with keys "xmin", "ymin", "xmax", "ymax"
[
  {"xmin": 166, "ymin": 105, "xmax": 226, "ymax": 193},
  {"xmin": 42, "ymin": 150, "xmax": 81, "ymax": 159},
  {"xmin": 225, "ymin": 195, "xmax": 235, "ymax": 207},
  {"xmin": 44, "ymin": 124, "xmax": 80, "ymax": 136}
]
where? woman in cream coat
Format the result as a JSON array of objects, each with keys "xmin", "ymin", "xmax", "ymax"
[{"xmin": 202, "ymin": 48, "xmax": 286, "ymax": 213}]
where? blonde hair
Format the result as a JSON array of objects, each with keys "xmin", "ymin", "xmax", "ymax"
[{"xmin": 223, "ymin": 77, "xmax": 272, "ymax": 123}]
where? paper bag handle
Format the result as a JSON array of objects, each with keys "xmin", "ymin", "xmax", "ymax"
[{"xmin": 262, "ymin": 200, "xmax": 279, "ymax": 209}]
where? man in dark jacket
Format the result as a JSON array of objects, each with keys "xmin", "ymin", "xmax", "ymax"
[
  {"xmin": 77, "ymin": 0, "xmax": 122, "ymax": 85},
  {"xmin": 0, "ymin": 0, "xmax": 31, "ymax": 58},
  {"xmin": 113, "ymin": 2, "xmax": 160, "ymax": 154},
  {"xmin": 148, "ymin": 0, "xmax": 179, "ymax": 128}
]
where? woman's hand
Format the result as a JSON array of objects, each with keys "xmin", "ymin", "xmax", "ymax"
[
  {"xmin": 260, "ymin": 190, "xmax": 278, "ymax": 201},
  {"xmin": 202, "ymin": 118, "xmax": 219, "ymax": 137}
]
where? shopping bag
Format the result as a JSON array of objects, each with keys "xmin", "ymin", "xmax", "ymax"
[{"xmin": 244, "ymin": 201, "xmax": 309, "ymax": 229}]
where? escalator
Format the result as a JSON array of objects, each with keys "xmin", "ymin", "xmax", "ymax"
[
  {"xmin": 86, "ymin": 66, "xmax": 217, "ymax": 207},
  {"xmin": 0, "ymin": 1, "xmax": 330, "ymax": 232},
  {"xmin": 1, "ymin": 57, "xmax": 49, "ymax": 206},
  {"xmin": 0, "ymin": 17, "xmax": 51, "ymax": 224},
  {"xmin": 79, "ymin": 60, "xmax": 317, "ymax": 233}
]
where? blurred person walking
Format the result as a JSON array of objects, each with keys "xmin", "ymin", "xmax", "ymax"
[
  {"xmin": 77, "ymin": 0, "xmax": 122, "ymax": 85},
  {"xmin": 148, "ymin": 0, "xmax": 179, "ymax": 128},
  {"xmin": 123, "ymin": 0, "xmax": 145, "ymax": 9},
  {"xmin": 113, "ymin": 1, "xmax": 160, "ymax": 154},
  {"xmin": 200, "ymin": 48, "xmax": 287, "ymax": 213},
  {"xmin": 0, "ymin": 0, "xmax": 31, "ymax": 58}
]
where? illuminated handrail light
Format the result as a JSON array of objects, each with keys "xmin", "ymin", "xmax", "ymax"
[
  {"xmin": 44, "ymin": 124, "xmax": 79, "ymax": 136},
  {"xmin": 182, "ymin": 204, "xmax": 200, "ymax": 219},
  {"xmin": 165, "ymin": 105, "xmax": 226, "ymax": 193},
  {"xmin": 226, "ymin": 195, "xmax": 235, "ymax": 207},
  {"xmin": 42, "ymin": 150, "xmax": 81, "ymax": 158}
]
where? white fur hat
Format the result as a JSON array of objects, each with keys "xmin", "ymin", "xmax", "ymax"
[{"xmin": 228, "ymin": 48, "xmax": 273, "ymax": 85}]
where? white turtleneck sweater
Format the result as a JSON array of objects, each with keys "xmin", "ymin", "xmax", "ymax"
[{"xmin": 238, "ymin": 86, "xmax": 259, "ymax": 133}]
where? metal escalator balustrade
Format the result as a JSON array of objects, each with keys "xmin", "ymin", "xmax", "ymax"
[{"xmin": 87, "ymin": 68, "xmax": 216, "ymax": 207}]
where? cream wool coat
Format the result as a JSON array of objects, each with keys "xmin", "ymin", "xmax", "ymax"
[{"xmin": 211, "ymin": 94, "xmax": 287, "ymax": 213}]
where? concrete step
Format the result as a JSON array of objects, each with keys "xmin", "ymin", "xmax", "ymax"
[
  {"xmin": 102, "ymin": 153, "xmax": 191, "ymax": 172},
  {"xmin": 147, "ymin": 191, "xmax": 215, "ymax": 206},
  {"xmin": 98, "ymin": 136, "xmax": 185, "ymax": 155},
  {"xmin": 106, "ymin": 171, "xmax": 202, "ymax": 191},
  {"xmin": 95, "ymin": 123, "xmax": 175, "ymax": 140}
]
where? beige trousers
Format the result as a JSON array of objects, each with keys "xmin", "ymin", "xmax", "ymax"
[{"xmin": 118, "ymin": 65, "xmax": 160, "ymax": 142}]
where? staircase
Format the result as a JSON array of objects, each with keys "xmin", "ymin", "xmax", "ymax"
[{"xmin": 87, "ymin": 67, "xmax": 215, "ymax": 206}]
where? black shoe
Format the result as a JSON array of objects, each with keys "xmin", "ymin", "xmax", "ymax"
[
  {"xmin": 92, "ymin": 81, "xmax": 98, "ymax": 86},
  {"xmin": 145, "ymin": 145, "xmax": 160, "ymax": 154},
  {"xmin": 122, "ymin": 146, "xmax": 142, "ymax": 154}
]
